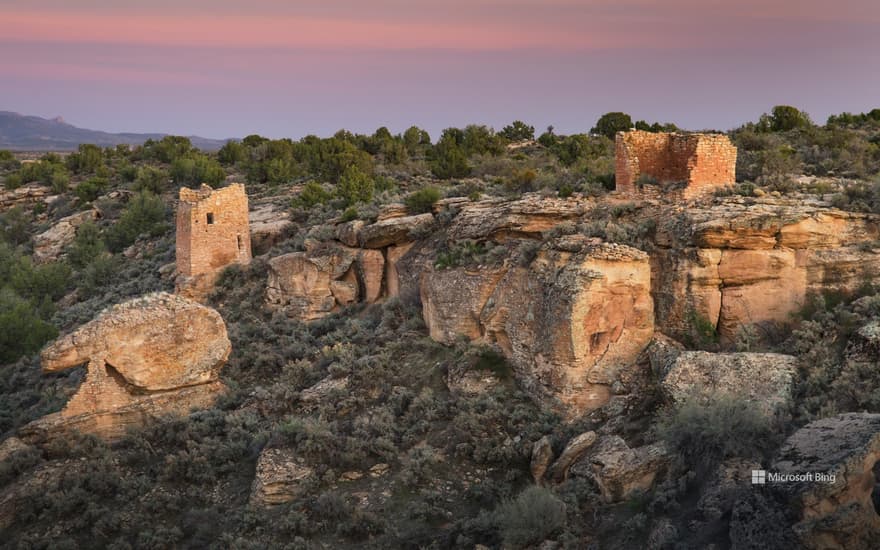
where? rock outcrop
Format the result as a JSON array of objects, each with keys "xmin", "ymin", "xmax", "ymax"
[
  {"xmin": 421, "ymin": 236, "xmax": 654, "ymax": 416},
  {"xmin": 250, "ymin": 447, "xmax": 316, "ymax": 507},
  {"xmin": 33, "ymin": 209, "xmax": 100, "ymax": 263},
  {"xmin": 660, "ymin": 351, "xmax": 797, "ymax": 418},
  {"xmin": 22, "ymin": 292, "xmax": 229, "ymax": 440},
  {"xmin": 653, "ymin": 198, "xmax": 880, "ymax": 341},
  {"xmin": 569, "ymin": 435, "xmax": 671, "ymax": 502},
  {"xmin": 249, "ymin": 201, "xmax": 293, "ymax": 254},
  {"xmin": 776, "ymin": 413, "xmax": 880, "ymax": 548},
  {"xmin": 265, "ymin": 243, "xmax": 388, "ymax": 320}
]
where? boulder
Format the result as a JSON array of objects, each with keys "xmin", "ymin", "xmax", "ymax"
[
  {"xmin": 660, "ymin": 351, "xmax": 797, "ymax": 418},
  {"xmin": 385, "ymin": 242, "xmax": 414, "ymax": 298},
  {"xmin": 356, "ymin": 249, "xmax": 385, "ymax": 303},
  {"xmin": 23, "ymin": 292, "xmax": 229, "ymax": 440},
  {"xmin": 531, "ymin": 436, "xmax": 554, "ymax": 484},
  {"xmin": 357, "ymin": 213, "xmax": 434, "ymax": 248},
  {"xmin": 547, "ymin": 431, "xmax": 597, "ymax": 482},
  {"xmin": 446, "ymin": 194, "xmax": 589, "ymax": 241},
  {"xmin": 771, "ymin": 413, "xmax": 880, "ymax": 549},
  {"xmin": 265, "ymin": 248, "xmax": 357, "ymax": 320},
  {"xmin": 697, "ymin": 458, "xmax": 761, "ymax": 521},
  {"xmin": 33, "ymin": 209, "xmax": 99, "ymax": 263},
  {"xmin": 250, "ymin": 447, "xmax": 315, "ymax": 507},
  {"xmin": 569, "ymin": 435, "xmax": 671, "ymax": 502},
  {"xmin": 249, "ymin": 202, "xmax": 293, "ymax": 254},
  {"xmin": 422, "ymin": 237, "xmax": 654, "ymax": 416}
]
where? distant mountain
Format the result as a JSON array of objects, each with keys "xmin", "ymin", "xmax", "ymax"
[{"xmin": 0, "ymin": 111, "xmax": 230, "ymax": 151}]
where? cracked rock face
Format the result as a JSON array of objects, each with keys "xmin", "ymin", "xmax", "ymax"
[
  {"xmin": 731, "ymin": 413, "xmax": 880, "ymax": 550},
  {"xmin": 660, "ymin": 351, "xmax": 797, "ymax": 418},
  {"xmin": 421, "ymin": 236, "xmax": 654, "ymax": 416},
  {"xmin": 24, "ymin": 292, "xmax": 230, "ymax": 440},
  {"xmin": 652, "ymin": 198, "xmax": 880, "ymax": 342}
]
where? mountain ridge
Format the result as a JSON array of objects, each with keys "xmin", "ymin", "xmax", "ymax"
[{"xmin": 0, "ymin": 111, "xmax": 230, "ymax": 151}]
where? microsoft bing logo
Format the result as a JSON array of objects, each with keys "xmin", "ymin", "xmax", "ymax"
[{"xmin": 751, "ymin": 470, "xmax": 766, "ymax": 485}]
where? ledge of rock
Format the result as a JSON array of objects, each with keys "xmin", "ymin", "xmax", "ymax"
[{"xmin": 22, "ymin": 292, "xmax": 230, "ymax": 440}]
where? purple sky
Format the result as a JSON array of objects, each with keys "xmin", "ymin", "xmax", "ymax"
[{"xmin": 2, "ymin": 0, "xmax": 879, "ymax": 139}]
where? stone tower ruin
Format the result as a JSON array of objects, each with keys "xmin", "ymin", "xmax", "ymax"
[
  {"xmin": 615, "ymin": 130, "xmax": 737, "ymax": 200},
  {"xmin": 176, "ymin": 183, "xmax": 251, "ymax": 278}
]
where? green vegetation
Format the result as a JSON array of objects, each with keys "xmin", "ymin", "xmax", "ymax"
[
  {"xmin": 403, "ymin": 186, "xmax": 441, "ymax": 214},
  {"xmin": 655, "ymin": 396, "xmax": 778, "ymax": 467},
  {"xmin": 0, "ymin": 108, "xmax": 879, "ymax": 548}
]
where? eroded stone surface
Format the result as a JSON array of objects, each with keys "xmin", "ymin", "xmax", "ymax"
[
  {"xmin": 24, "ymin": 292, "xmax": 229, "ymax": 440},
  {"xmin": 250, "ymin": 447, "xmax": 315, "ymax": 507},
  {"xmin": 421, "ymin": 237, "xmax": 653, "ymax": 415},
  {"xmin": 569, "ymin": 435, "xmax": 671, "ymax": 503},
  {"xmin": 660, "ymin": 352, "xmax": 797, "ymax": 418}
]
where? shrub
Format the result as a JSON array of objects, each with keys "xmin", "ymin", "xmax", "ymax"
[
  {"xmin": 105, "ymin": 191, "xmax": 169, "ymax": 252},
  {"xmin": 75, "ymin": 177, "xmax": 108, "ymax": 203},
  {"xmin": 294, "ymin": 181, "xmax": 332, "ymax": 208},
  {"xmin": 591, "ymin": 112, "xmax": 633, "ymax": 139},
  {"xmin": 0, "ymin": 288, "xmax": 58, "ymax": 363},
  {"xmin": 336, "ymin": 165, "xmax": 374, "ymax": 206},
  {"xmin": 0, "ymin": 206, "xmax": 30, "ymax": 246},
  {"xmin": 500, "ymin": 121, "xmax": 535, "ymax": 142},
  {"xmin": 505, "ymin": 168, "xmax": 537, "ymax": 193},
  {"xmin": 4, "ymin": 172, "xmax": 22, "ymax": 190},
  {"xmin": 67, "ymin": 221, "xmax": 107, "ymax": 269},
  {"xmin": 133, "ymin": 166, "xmax": 169, "ymax": 194},
  {"xmin": 0, "ymin": 149, "xmax": 20, "ymax": 170},
  {"xmin": 340, "ymin": 207, "xmax": 358, "ymax": 222},
  {"xmin": 495, "ymin": 486, "xmax": 566, "ymax": 549},
  {"xmin": 66, "ymin": 144, "xmax": 104, "ymax": 174},
  {"xmin": 769, "ymin": 105, "xmax": 813, "ymax": 132},
  {"xmin": 171, "ymin": 154, "xmax": 226, "ymax": 187},
  {"xmin": 431, "ymin": 136, "xmax": 471, "ymax": 179},
  {"xmin": 654, "ymin": 395, "xmax": 778, "ymax": 467},
  {"xmin": 404, "ymin": 187, "xmax": 441, "ymax": 214},
  {"xmin": 50, "ymin": 167, "xmax": 70, "ymax": 194}
]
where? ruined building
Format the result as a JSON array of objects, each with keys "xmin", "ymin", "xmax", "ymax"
[
  {"xmin": 176, "ymin": 183, "xmax": 252, "ymax": 278},
  {"xmin": 615, "ymin": 130, "xmax": 737, "ymax": 200}
]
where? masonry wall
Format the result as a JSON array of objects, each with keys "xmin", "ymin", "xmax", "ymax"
[
  {"xmin": 176, "ymin": 183, "xmax": 252, "ymax": 277},
  {"xmin": 615, "ymin": 131, "xmax": 736, "ymax": 200}
]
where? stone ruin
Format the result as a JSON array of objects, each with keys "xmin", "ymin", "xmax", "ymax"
[
  {"xmin": 615, "ymin": 130, "xmax": 737, "ymax": 200},
  {"xmin": 176, "ymin": 183, "xmax": 252, "ymax": 298}
]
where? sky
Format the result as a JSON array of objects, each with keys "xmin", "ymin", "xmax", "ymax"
[{"xmin": 1, "ymin": 0, "xmax": 879, "ymax": 139}]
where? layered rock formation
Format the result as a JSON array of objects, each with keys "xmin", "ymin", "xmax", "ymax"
[
  {"xmin": 653, "ymin": 197, "xmax": 880, "ymax": 341},
  {"xmin": 265, "ymin": 244, "xmax": 384, "ymax": 320},
  {"xmin": 421, "ymin": 235, "xmax": 654, "ymax": 415},
  {"xmin": 22, "ymin": 292, "xmax": 230, "ymax": 440},
  {"xmin": 250, "ymin": 447, "xmax": 315, "ymax": 507}
]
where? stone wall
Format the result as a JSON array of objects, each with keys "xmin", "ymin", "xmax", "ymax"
[
  {"xmin": 615, "ymin": 131, "xmax": 736, "ymax": 200},
  {"xmin": 176, "ymin": 184, "xmax": 252, "ymax": 277}
]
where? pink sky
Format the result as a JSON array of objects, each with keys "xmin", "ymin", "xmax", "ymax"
[{"xmin": 2, "ymin": 0, "xmax": 879, "ymax": 138}]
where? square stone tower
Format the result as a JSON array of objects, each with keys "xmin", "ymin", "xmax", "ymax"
[
  {"xmin": 176, "ymin": 183, "xmax": 251, "ymax": 277},
  {"xmin": 615, "ymin": 131, "xmax": 737, "ymax": 200}
]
